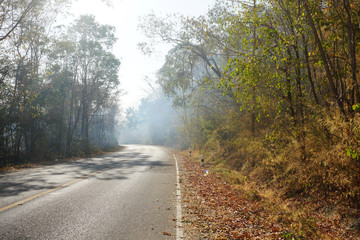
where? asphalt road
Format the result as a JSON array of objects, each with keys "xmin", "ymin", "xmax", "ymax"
[{"xmin": 0, "ymin": 145, "xmax": 177, "ymax": 240}]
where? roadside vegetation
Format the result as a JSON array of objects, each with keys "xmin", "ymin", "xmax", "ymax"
[
  {"xmin": 2, "ymin": 0, "xmax": 360, "ymax": 236},
  {"xmin": 0, "ymin": 1, "xmax": 121, "ymax": 167},
  {"xmin": 138, "ymin": 0, "xmax": 360, "ymax": 237},
  {"xmin": 177, "ymin": 151, "xmax": 359, "ymax": 239}
]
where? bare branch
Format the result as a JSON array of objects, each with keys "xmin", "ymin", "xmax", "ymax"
[{"xmin": 0, "ymin": 0, "xmax": 37, "ymax": 42}]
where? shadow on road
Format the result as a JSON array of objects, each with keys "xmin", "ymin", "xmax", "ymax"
[{"xmin": 0, "ymin": 149, "xmax": 172, "ymax": 198}]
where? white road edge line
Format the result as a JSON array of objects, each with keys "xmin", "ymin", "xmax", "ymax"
[{"xmin": 174, "ymin": 154, "xmax": 183, "ymax": 240}]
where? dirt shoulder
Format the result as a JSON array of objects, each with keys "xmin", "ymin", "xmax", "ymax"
[{"xmin": 175, "ymin": 151, "xmax": 359, "ymax": 240}]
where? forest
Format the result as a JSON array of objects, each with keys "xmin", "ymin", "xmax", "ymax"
[
  {"xmin": 2, "ymin": 0, "xmax": 360, "ymax": 234},
  {"xmin": 133, "ymin": 0, "xmax": 360, "ymax": 234},
  {"xmin": 0, "ymin": 0, "xmax": 120, "ymax": 166}
]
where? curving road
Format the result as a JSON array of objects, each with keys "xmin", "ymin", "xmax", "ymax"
[{"xmin": 0, "ymin": 145, "xmax": 177, "ymax": 240}]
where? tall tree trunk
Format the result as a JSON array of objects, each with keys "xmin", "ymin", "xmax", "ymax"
[
  {"xmin": 303, "ymin": 0, "xmax": 347, "ymax": 117},
  {"xmin": 303, "ymin": 35, "xmax": 319, "ymax": 105},
  {"xmin": 251, "ymin": 0, "xmax": 257, "ymax": 136},
  {"xmin": 294, "ymin": 43, "xmax": 306, "ymax": 161},
  {"xmin": 285, "ymin": 69, "xmax": 296, "ymax": 121},
  {"xmin": 81, "ymin": 87, "xmax": 89, "ymax": 153},
  {"xmin": 343, "ymin": 0, "xmax": 358, "ymax": 107},
  {"xmin": 57, "ymin": 97, "xmax": 65, "ymax": 159}
]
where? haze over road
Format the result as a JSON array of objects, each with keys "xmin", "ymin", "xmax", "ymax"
[{"xmin": 0, "ymin": 145, "xmax": 177, "ymax": 239}]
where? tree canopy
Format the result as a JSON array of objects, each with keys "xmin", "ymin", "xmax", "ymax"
[
  {"xmin": 0, "ymin": 2, "xmax": 121, "ymax": 164},
  {"xmin": 139, "ymin": 0, "xmax": 360, "ymax": 230}
]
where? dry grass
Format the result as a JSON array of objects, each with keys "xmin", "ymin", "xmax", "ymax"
[{"xmin": 189, "ymin": 110, "xmax": 360, "ymax": 239}]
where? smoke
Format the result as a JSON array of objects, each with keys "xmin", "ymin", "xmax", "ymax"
[{"xmin": 118, "ymin": 90, "xmax": 178, "ymax": 146}]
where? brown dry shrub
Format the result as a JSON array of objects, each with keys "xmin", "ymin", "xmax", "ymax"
[
  {"xmin": 202, "ymin": 107, "xmax": 360, "ymax": 208},
  {"xmin": 305, "ymin": 112, "xmax": 360, "ymax": 207}
]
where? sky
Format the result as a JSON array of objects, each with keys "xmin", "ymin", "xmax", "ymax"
[{"xmin": 69, "ymin": 0, "xmax": 216, "ymax": 110}]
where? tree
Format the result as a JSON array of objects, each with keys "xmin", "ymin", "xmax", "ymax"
[
  {"xmin": 0, "ymin": 4, "xmax": 121, "ymax": 163},
  {"xmin": 0, "ymin": 0, "xmax": 69, "ymax": 158},
  {"xmin": 68, "ymin": 15, "xmax": 120, "ymax": 153},
  {"xmin": 0, "ymin": 0, "xmax": 39, "ymax": 42},
  {"xmin": 137, "ymin": 0, "xmax": 360, "ymax": 217},
  {"xmin": 139, "ymin": 2, "xmax": 239, "ymax": 147}
]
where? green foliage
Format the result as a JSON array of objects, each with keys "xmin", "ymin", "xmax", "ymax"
[
  {"xmin": 282, "ymin": 231, "xmax": 306, "ymax": 240},
  {"xmin": 138, "ymin": 0, "xmax": 360, "ymax": 237},
  {"xmin": 139, "ymin": 2, "xmax": 360, "ymax": 228},
  {"xmin": 353, "ymin": 104, "xmax": 360, "ymax": 112},
  {"xmin": 0, "ymin": 2, "xmax": 121, "ymax": 164},
  {"xmin": 347, "ymin": 146, "xmax": 360, "ymax": 160}
]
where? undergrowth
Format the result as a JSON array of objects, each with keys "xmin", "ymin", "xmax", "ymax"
[{"xmin": 192, "ymin": 110, "xmax": 360, "ymax": 239}]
